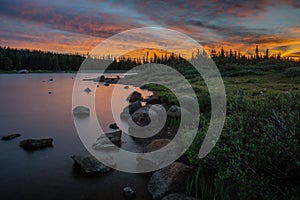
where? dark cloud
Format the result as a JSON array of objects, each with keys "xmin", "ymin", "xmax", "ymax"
[{"xmin": 0, "ymin": 0, "xmax": 299, "ymax": 54}]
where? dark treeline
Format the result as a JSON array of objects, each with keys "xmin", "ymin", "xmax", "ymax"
[
  {"xmin": 0, "ymin": 46, "xmax": 84, "ymax": 71},
  {"xmin": 209, "ymin": 45, "xmax": 299, "ymax": 66},
  {"xmin": 0, "ymin": 46, "xmax": 299, "ymax": 72}
]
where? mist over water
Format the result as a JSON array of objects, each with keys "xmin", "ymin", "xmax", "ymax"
[{"xmin": 0, "ymin": 73, "xmax": 152, "ymax": 200}]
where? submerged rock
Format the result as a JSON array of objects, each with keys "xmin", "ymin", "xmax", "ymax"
[
  {"xmin": 84, "ymin": 87, "xmax": 92, "ymax": 93},
  {"xmin": 148, "ymin": 162, "xmax": 195, "ymax": 200},
  {"xmin": 73, "ymin": 106, "xmax": 90, "ymax": 117},
  {"xmin": 19, "ymin": 138, "xmax": 53, "ymax": 149},
  {"xmin": 49, "ymin": 78, "xmax": 53, "ymax": 81},
  {"xmin": 123, "ymin": 187, "xmax": 136, "ymax": 200},
  {"xmin": 71, "ymin": 155, "xmax": 113, "ymax": 174},
  {"xmin": 2, "ymin": 133, "xmax": 21, "ymax": 140}
]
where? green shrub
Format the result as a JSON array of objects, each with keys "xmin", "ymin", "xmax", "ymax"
[
  {"xmin": 186, "ymin": 92, "xmax": 300, "ymax": 199},
  {"xmin": 284, "ymin": 67, "xmax": 300, "ymax": 77}
]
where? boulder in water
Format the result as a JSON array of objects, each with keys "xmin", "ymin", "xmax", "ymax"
[
  {"xmin": 73, "ymin": 106, "xmax": 90, "ymax": 117},
  {"xmin": 2, "ymin": 133, "xmax": 21, "ymax": 140},
  {"xmin": 127, "ymin": 91, "xmax": 143, "ymax": 103},
  {"xmin": 19, "ymin": 138, "xmax": 53, "ymax": 150},
  {"xmin": 71, "ymin": 155, "xmax": 114, "ymax": 174}
]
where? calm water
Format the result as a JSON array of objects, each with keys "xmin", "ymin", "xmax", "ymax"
[{"xmin": 0, "ymin": 73, "xmax": 153, "ymax": 200}]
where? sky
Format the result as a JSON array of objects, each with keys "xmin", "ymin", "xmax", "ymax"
[{"xmin": 0, "ymin": 0, "xmax": 300, "ymax": 58}]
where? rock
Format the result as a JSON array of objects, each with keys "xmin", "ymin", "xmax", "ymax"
[
  {"xmin": 105, "ymin": 77, "xmax": 119, "ymax": 84},
  {"xmin": 84, "ymin": 87, "xmax": 92, "ymax": 93},
  {"xmin": 167, "ymin": 105, "xmax": 181, "ymax": 118},
  {"xmin": 97, "ymin": 85, "xmax": 99, "ymax": 88},
  {"xmin": 139, "ymin": 85, "xmax": 147, "ymax": 89},
  {"xmin": 145, "ymin": 95, "xmax": 161, "ymax": 105},
  {"xmin": 124, "ymin": 85, "xmax": 129, "ymax": 89},
  {"xmin": 99, "ymin": 75, "xmax": 105, "ymax": 82},
  {"xmin": 109, "ymin": 123, "xmax": 119, "ymax": 130},
  {"xmin": 167, "ymin": 105, "xmax": 191, "ymax": 119},
  {"xmin": 127, "ymin": 91, "xmax": 143, "ymax": 103},
  {"xmin": 123, "ymin": 187, "xmax": 136, "ymax": 200},
  {"xmin": 2, "ymin": 133, "xmax": 21, "ymax": 140},
  {"xmin": 148, "ymin": 162, "xmax": 195, "ymax": 200},
  {"xmin": 48, "ymin": 91, "xmax": 52, "ymax": 94},
  {"xmin": 17, "ymin": 69, "xmax": 29, "ymax": 74},
  {"xmin": 104, "ymin": 83, "xmax": 110, "ymax": 86},
  {"xmin": 19, "ymin": 138, "xmax": 53, "ymax": 149},
  {"xmin": 120, "ymin": 111, "xmax": 131, "ymax": 121},
  {"xmin": 161, "ymin": 193, "xmax": 198, "ymax": 200},
  {"xmin": 128, "ymin": 107, "xmax": 152, "ymax": 128},
  {"xmin": 73, "ymin": 106, "xmax": 90, "ymax": 117},
  {"xmin": 129, "ymin": 101, "xmax": 142, "ymax": 115},
  {"xmin": 71, "ymin": 155, "xmax": 113, "ymax": 174},
  {"xmin": 92, "ymin": 130, "xmax": 122, "ymax": 150},
  {"xmin": 49, "ymin": 78, "xmax": 53, "ymax": 81}
]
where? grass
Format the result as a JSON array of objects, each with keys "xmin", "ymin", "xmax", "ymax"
[{"xmin": 142, "ymin": 70, "xmax": 300, "ymax": 199}]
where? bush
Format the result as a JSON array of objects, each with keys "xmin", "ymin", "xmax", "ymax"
[
  {"xmin": 284, "ymin": 67, "xmax": 300, "ymax": 77},
  {"xmin": 186, "ymin": 92, "xmax": 300, "ymax": 199}
]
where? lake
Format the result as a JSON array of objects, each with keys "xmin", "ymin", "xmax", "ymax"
[{"xmin": 0, "ymin": 73, "xmax": 153, "ymax": 200}]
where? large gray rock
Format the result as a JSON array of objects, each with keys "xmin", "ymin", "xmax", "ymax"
[
  {"xmin": 73, "ymin": 106, "xmax": 90, "ymax": 117},
  {"xmin": 71, "ymin": 155, "xmax": 114, "ymax": 174},
  {"xmin": 148, "ymin": 162, "xmax": 195, "ymax": 200},
  {"xmin": 129, "ymin": 107, "xmax": 152, "ymax": 127},
  {"xmin": 129, "ymin": 101, "xmax": 142, "ymax": 115},
  {"xmin": 2, "ymin": 133, "xmax": 21, "ymax": 140},
  {"xmin": 92, "ymin": 130, "xmax": 122, "ymax": 150},
  {"xmin": 19, "ymin": 138, "xmax": 53, "ymax": 149},
  {"xmin": 162, "ymin": 193, "xmax": 198, "ymax": 200},
  {"xmin": 127, "ymin": 91, "xmax": 143, "ymax": 103}
]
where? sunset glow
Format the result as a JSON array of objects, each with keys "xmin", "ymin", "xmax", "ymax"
[{"xmin": 1, "ymin": 0, "xmax": 300, "ymax": 57}]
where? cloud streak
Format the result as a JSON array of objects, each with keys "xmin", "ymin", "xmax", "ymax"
[{"xmin": 0, "ymin": 0, "xmax": 299, "ymax": 56}]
